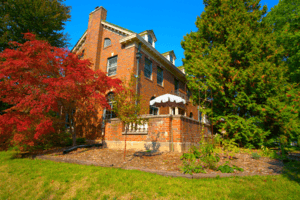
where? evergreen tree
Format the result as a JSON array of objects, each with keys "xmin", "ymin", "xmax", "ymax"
[
  {"xmin": 264, "ymin": 0, "xmax": 300, "ymax": 84},
  {"xmin": 182, "ymin": 0, "xmax": 300, "ymax": 147},
  {"xmin": 0, "ymin": 0, "xmax": 71, "ymax": 51}
]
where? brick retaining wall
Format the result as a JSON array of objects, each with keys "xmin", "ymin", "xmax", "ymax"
[{"xmin": 103, "ymin": 114, "xmax": 210, "ymax": 152}]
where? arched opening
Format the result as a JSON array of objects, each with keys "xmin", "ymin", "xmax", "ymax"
[
  {"xmin": 106, "ymin": 92, "xmax": 116, "ymax": 119},
  {"xmin": 189, "ymin": 112, "xmax": 193, "ymax": 119},
  {"xmin": 104, "ymin": 38, "xmax": 111, "ymax": 48},
  {"xmin": 150, "ymin": 96, "xmax": 158, "ymax": 115}
]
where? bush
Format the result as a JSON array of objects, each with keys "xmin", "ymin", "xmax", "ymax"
[
  {"xmin": 252, "ymin": 152, "xmax": 261, "ymax": 160},
  {"xmin": 180, "ymin": 141, "xmax": 220, "ymax": 174},
  {"xmin": 76, "ymin": 137, "xmax": 86, "ymax": 145},
  {"xmin": 217, "ymin": 161, "xmax": 244, "ymax": 173}
]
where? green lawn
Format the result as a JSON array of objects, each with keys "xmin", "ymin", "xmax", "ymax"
[{"xmin": 0, "ymin": 151, "xmax": 299, "ymax": 200}]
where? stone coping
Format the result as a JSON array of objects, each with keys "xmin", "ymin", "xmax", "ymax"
[
  {"xmin": 108, "ymin": 114, "xmax": 210, "ymax": 126},
  {"xmin": 36, "ymin": 155, "xmax": 280, "ymax": 179}
]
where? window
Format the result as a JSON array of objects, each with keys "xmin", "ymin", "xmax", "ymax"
[
  {"xmin": 198, "ymin": 111, "xmax": 202, "ymax": 122},
  {"xmin": 104, "ymin": 38, "xmax": 111, "ymax": 48},
  {"xmin": 148, "ymin": 34, "xmax": 153, "ymax": 45},
  {"xmin": 106, "ymin": 92, "xmax": 116, "ymax": 119},
  {"xmin": 170, "ymin": 55, "xmax": 173, "ymax": 63},
  {"xmin": 107, "ymin": 56, "xmax": 117, "ymax": 76},
  {"xmin": 157, "ymin": 67, "xmax": 163, "ymax": 85},
  {"xmin": 174, "ymin": 79, "xmax": 179, "ymax": 93},
  {"xmin": 144, "ymin": 58, "xmax": 152, "ymax": 79},
  {"xmin": 189, "ymin": 112, "xmax": 193, "ymax": 119},
  {"xmin": 79, "ymin": 50, "xmax": 85, "ymax": 59},
  {"xmin": 150, "ymin": 97, "xmax": 158, "ymax": 115}
]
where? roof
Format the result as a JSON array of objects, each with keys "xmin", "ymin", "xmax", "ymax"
[
  {"xmin": 102, "ymin": 20, "xmax": 135, "ymax": 33},
  {"xmin": 71, "ymin": 30, "xmax": 87, "ymax": 52},
  {"xmin": 162, "ymin": 50, "xmax": 175, "ymax": 56},
  {"xmin": 139, "ymin": 30, "xmax": 157, "ymax": 42}
]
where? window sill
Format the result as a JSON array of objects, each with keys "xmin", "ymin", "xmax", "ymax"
[
  {"xmin": 157, "ymin": 83, "xmax": 164, "ymax": 88},
  {"xmin": 122, "ymin": 132, "xmax": 148, "ymax": 135},
  {"xmin": 107, "ymin": 74, "xmax": 117, "ymax": 78},
  {"xmin": 145, "ymin": 77, "xmax": 153, "ymax": 82},
  {"xmin": 103, "ymin": 45, "xmax": 112, "ymax": 50}
]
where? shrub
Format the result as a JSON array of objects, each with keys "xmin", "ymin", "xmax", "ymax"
[
  {"xmin": 180, "ymin": 141, "xmax": 220, "ymax": 174},
  {"xmin": 222, "ymin": 139, "xmax": 238, "ymax": 152},
  {"xmin": 217, "ymin": 161, "xmax": 244, "ymax": 173},
  {"xmin": 180, "ymin": 160, "xmax": 206, "ymax": 175},
  {"xmin": 76, "ymin": 137, "xmax": 86, "ymax": 145},
  {"xmin": 252, "ymin": 152, "xmax": 261, "ymax": 160}
]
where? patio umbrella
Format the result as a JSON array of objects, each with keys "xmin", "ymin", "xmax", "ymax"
[
  {"xmin": 150, "ymin": 94, "xmax": 186, "ymax": 109},
  {"xmin": 149, "ymin": 94, "xmax": 186, "ymax": 152}
]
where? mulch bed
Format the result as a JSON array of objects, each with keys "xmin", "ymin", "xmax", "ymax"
[{"xmin": 36, "ymin": 146, "xmax": 285, "ymax": 179}]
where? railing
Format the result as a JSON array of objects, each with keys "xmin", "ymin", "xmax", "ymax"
[
  {"xmin": 171, "ymin": 90, "xmax": 190, "ymax": 103},
  {"xmin": 123, "ymin": 122, "xmax": 148, "ymax": 134}
]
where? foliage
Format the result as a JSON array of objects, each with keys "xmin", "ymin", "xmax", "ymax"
[
  {"xmin": 217, "ymin": 161, "xmax": 244, "ymax": 173},
  {"xmin": 222, "ymin": 139, "xmax": 238, "ymax": 152},
  {"xmin": 76, "ymin": 138, "xmax": 86, "ymax": 145},
  {"xmin": 112, "ymin": 75, "xmax": 147, "ymax": 160},
  {"xmin": 264, "ymin": 0, "xmax": 300, "ymax": 84},
  {"xmin": 0, "ymin": 33, "xmax": 122, "ymax": 151},
  {"xmin": 252, "ymin": 152, "xmax": 261, "ymax": 160},
  {"xmin": 180, "ymin": 141, "xmax": 220, "ymax": 174},
  {"xmin": 180, "ymin": 159, "xmax": 206, "ymax": 175},
  {"xmin": 181, "ymin": 0, "xmax": 300, "ymax": 147},
  {"xmin": 0, "ymin": 0, "xmax": 71, "ymax": 51}
]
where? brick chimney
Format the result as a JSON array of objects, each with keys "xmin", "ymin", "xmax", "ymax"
[{"xmin": 85, "ymin": 6, "xmax": 107, "ymax": 71}]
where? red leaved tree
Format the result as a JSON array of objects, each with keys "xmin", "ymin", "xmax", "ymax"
[{"xmin": 0, "ymin": 33, "xmax": 122, "ymax": 150}]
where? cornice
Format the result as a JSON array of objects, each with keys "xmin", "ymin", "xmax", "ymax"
[
  {"xmin": 120, "ymin": 34, "xmax": 186, "ymax": 82},
  {"xmin": 101, "ymin": 21, "xmax": 133, "ymax": 36}
]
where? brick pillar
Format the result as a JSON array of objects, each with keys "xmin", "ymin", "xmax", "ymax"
[{"xmin": 85, "ymin": 6, "xmax": 107, "ymax": 71}]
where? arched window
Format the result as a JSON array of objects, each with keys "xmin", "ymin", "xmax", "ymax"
[
  {"xmin": 106, "ymin": 92, "xmax": 116, "ymax": 119},
  {"xmin": 104, "ymin": 38, "xmax": 111, "ymax": 48},
  {"xmin": 150, "ymin": 97, "xmax": 158, "ymax": 115},
  {"xmin": 189, "ymin": 112, "xmax": 193, "ymax": 119}
]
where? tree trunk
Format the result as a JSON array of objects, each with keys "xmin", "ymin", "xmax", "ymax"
[
  {"xmin": 124, "ymin": 123, "xmax": 128, "ymax": 161},
  {"xmin": 69, "ymin": 110, "xmax": 76, "ymax": 146}
]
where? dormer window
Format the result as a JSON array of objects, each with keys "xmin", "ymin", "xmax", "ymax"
[
  {"xmin": 139, "ymin": 30, "xmax": 156, "ymax": 48},
  {"xmin": 170, "ymin": 55, "xmax": 173, "ymax": 63},
  {"xmin": 162, "ymin": 50, "xmax": 176, "ymax": 65},
  {"xmin": 148, "ymin": 35, "xmax": 153, "ymax": 45}
]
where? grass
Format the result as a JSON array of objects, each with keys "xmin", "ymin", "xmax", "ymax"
[{"xmin": 0, "ymin": 151, "xmax": 300, "ymax": 200}]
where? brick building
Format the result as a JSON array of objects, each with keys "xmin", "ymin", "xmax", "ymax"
[{"xmin": 72, "ymin": 6, "xmax": 210, "ymax": 152}]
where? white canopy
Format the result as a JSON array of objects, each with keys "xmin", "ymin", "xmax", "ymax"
[{"xmin": 150, "ymin": 94, "xmax": 186, "ymax": 107}]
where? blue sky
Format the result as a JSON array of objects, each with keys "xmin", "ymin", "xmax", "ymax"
[{"xmin": 64, "ymin": 0, "xmax": 279, "ymax": 67}]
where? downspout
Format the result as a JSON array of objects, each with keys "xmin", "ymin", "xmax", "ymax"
[{"xmin": 136, "ymin": 43, "xmax": 142, "ymax": 101}]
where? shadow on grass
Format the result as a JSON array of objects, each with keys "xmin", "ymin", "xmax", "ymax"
[{"xmin": 282, "ymin": 160, "xmax": 300, "ymax": 184}]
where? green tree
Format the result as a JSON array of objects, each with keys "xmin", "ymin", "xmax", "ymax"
[
  {"xmin": 0, "ymin": 0, "xmax": 71, "ymax": 51},
  {"xmin": 264, "ymin": 0, "xmax": 300, "ymax": 84},
  {"xmin": 181, "ymin": 0, "xmax": 300, "ymax": 147},
  {"xmin": 112, "ymin": 75, "xmax": 147, "ymax": 160}
]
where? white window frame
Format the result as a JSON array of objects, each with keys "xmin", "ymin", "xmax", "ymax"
[
  {"xmin": 104, "ymin": 38, "xmax": 111, "ymax": 48},
  {"xmin": 107, "ymin": 56, "xmax": 118, "ymax": 76},
  {"xmin": 144, "ymin": 57, "xmax": 152, "ymax": 79},
  {"xmin": 157, "ymin": 66, "xmax": 163, "ymax": 86}
]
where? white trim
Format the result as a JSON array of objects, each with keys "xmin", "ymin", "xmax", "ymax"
[
  {"xmin": 101, "ymin": 21, "xmax": 133, "ymax": 36},
  {"xmin": 72, "ymin": 32, "xmax": 87, "ymax": 53},
  {"xmin": 119, "ymin": 33, "xmax": 184, "ymax": 79}
]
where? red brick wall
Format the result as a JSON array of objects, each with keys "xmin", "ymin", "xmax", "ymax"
[
  {"xmin": 73, "ymin": 7, "xmax": 202, "ymax": 142},
  {"xmin": 104, "ymin": 115, "xmax": 210, "ymax": 152}
]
